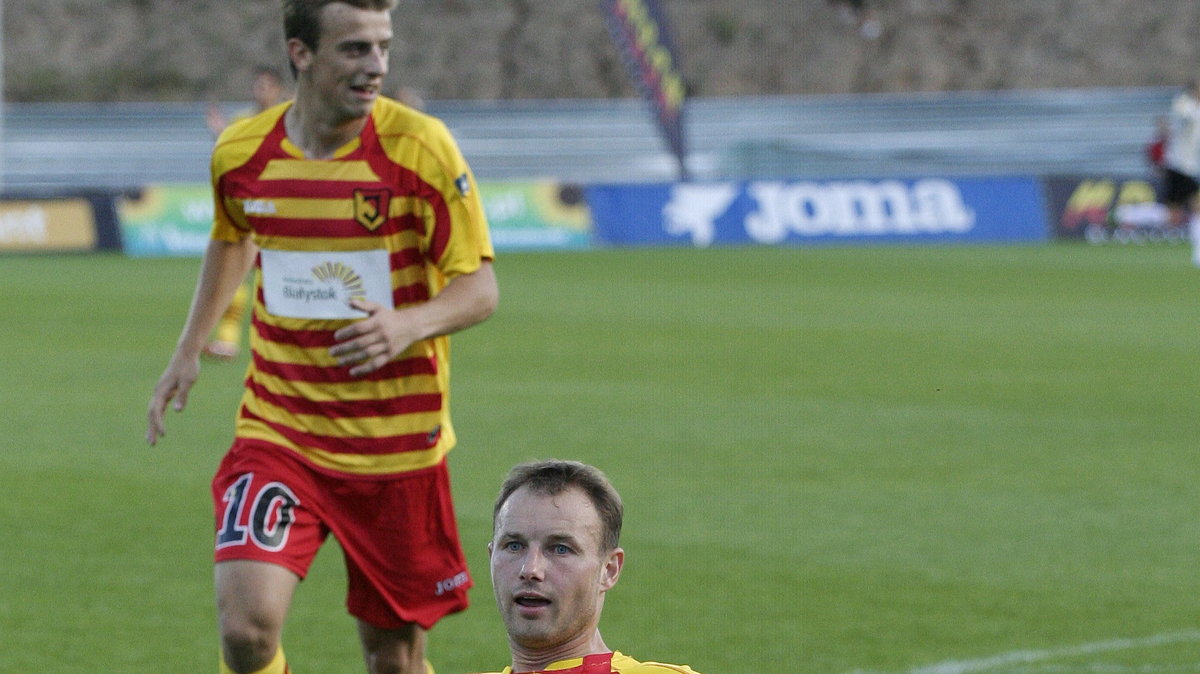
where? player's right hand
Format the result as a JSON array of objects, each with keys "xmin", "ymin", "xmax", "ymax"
[{"xmin": 146, "ymin": 356, "xmax": 200, "ymax": 446}]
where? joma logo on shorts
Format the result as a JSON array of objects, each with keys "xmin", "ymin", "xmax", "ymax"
[{"xmin": 435, "ymin": 571, "xmax": 470, "ymax": 596}]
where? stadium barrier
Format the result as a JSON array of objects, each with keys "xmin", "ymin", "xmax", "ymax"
[
  {"xmin": 15, "ymin": 173, "xmax": 1169, "ymax": 256},
  {"xmin": 0, "ymin": 191, "xmax": 122, "ymax": 253}
]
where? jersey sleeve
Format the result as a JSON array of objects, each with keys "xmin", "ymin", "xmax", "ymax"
[
  {"xmin": 210, "ymin": 148, "xmax": 249, "ymax": 243},
  {"xmin": 379, "ymin": 105, "xmax": 494, "ymax": 279},
  {"xmin": 436, "ymin": 129, "xmax": 494, "ymax": 277},
  {"xmin": 209, "ymin": 109, "xmax": 286, "ymax": 242}
]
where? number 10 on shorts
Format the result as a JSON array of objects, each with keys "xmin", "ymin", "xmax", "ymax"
[{"xmin": 216, "ymin": 473, "xmax": 301, "ymax": 552}]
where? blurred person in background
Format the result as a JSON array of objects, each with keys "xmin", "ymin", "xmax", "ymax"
[
  {"xmin": 1163, "ymin": 80, "xmax": 1200, "ymax": 262},
  {"xmin": 203, "ymin": 65, "xmax": 290, "ymax": 361},
  {"xmin": 1146, "ymin": 114, "xmax": 1170, "ymax": 202},
  {"xmin": 828, "ymin": 0, "xmax": 881, "ymax": 39}
]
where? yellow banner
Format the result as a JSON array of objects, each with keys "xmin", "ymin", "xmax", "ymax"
[{"xmin": 0, "ymin": 199, "xmax": 97, "ymax": 251}]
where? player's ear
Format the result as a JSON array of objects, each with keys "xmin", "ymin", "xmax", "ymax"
[
  {"xmin": 287, "ymin": 38, "xmax": 314, "ymax": 75},
  {"xmin": 599, "ymin": 547, "xmax": 624, "ymax": 591}
]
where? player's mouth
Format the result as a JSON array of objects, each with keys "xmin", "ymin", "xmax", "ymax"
[
  {"xmin": 350, "ymin": 83, "xmax": 379, "ymax": 101},
  {"xmin": 513, "ymin": 592, "xmax": 551, "ymax": 615}
]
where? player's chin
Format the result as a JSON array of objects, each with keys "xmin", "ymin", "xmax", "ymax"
[
  {"xmin": 337, "ymin": 91, "xmax": 377, "ymax": 118},
  {"xmin": 508, "ymin": 624, "xmax": 558, "ymax": 650}
]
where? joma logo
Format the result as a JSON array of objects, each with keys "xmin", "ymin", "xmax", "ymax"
[{"xmin": 243, "ymin": 199, "xmax": 277, "ymax": 215}]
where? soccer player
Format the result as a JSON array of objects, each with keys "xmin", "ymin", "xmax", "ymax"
[
  {"xmin": 1164, "ymin": 79, "xmax": 1200, "ymax": 263},
  {"xmin": 145, "ymin": 1, "xmax": 498, "ymax": 673},
  {"xmin": 483, "ymin": 460, "xmax": 702, "ymax": 674}
]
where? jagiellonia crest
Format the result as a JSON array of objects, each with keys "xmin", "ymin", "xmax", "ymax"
[{"xmin": 353, "ymin": 188, "xmax": 391, "ymax": 231}]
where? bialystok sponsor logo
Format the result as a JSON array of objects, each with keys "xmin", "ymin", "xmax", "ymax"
[{"xmin": 663, "ymin": 179, "xmax": 976, "ymax": 246}]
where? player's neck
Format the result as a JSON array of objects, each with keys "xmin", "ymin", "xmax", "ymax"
[
  {"xmin": 509, "ymin": 630, "xmax": 610, "ymax": 673},
  {"xmin": 284, "ymin": 98, "xmax": 367, "ymax": 160}
]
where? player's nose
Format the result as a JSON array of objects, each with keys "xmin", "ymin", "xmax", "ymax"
[{"xmin": 519, "ymin": 549, "xmax": 545, "ymax": 581}]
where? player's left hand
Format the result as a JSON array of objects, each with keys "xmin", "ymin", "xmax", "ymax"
[{"xmin": 329, "ymin": 299, "xmax": 419, "ymax": 377}]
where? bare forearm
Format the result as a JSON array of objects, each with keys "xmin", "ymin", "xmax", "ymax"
[
  {"xmin": 407, "ymin": 260, "xmax": 499, "ymax": 341},
  {"xmin": 147, "ymin": 238, "xmax": 256, "ymax": 444},
  {"xmin": 174, "ymin": 238, "xmax": 258, "ymax": 356}
]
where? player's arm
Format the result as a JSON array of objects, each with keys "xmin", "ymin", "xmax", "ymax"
[
  {"xmin": 330, "ymin": 260, "xmax": 498, "ymax": 377},
  {"xmin": 146, "ymin": 237, "xmax": 259, "ymax": 445}
]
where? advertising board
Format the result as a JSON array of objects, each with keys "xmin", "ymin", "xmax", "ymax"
[
  {"xmin": 0, "ymin": 198, "xmax": 98, "ymax": 252},
  {"xmin": 117, "ymin": 182, "xmax": 594, "ymax": 257},
  {"xmin": 586, "ymin": 177, "xmax": 1050, "ymax": 247}
]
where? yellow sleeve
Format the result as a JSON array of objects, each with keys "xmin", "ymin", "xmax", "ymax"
[
  {"xmin": 375, "ymin": 101, "xmax": 494, "ymax": 278},
  {"xmin": 209, "ymin": 106, "xmax": 289, "ymax": 242}
]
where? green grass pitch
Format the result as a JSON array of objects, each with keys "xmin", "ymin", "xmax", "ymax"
[{"xmin": 2, "ymin": 243, "xmax": 1199, "ymax": 673}]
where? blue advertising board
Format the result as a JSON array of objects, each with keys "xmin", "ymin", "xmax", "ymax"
[{"xmin": 586, "ymin": 177, "xmax": 1049, "ymax": 247}]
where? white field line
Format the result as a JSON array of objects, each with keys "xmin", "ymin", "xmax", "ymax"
[{"xmin": 841, "ymin": 631, "xmax": 1200, "ymax": 674}]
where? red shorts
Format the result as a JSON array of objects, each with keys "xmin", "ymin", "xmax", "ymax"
[{"xmin": 211, "ymin": 440, "xmax": 472, "ymax": 629}]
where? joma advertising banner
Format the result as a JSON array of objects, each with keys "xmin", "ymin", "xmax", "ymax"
[{"xmin": 585, "ymin": 177, "xmax": 1050, "ymax": 247}]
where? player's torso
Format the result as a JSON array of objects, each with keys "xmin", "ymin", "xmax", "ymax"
[{"xmin": 216, "ymin": 106, "xmax": 457, "ymax": 477}]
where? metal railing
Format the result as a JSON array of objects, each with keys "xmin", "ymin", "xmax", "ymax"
[{"xmin": 1, "ymin": 87, "xmax": 1176, "ymax": 192}]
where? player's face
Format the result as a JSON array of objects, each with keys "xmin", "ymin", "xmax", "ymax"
[
  {"xmin": 252, "ymin": 72, "xmax": 284, "ymax": 111},
  {"xmin": 489, "ymin": 486, "xmax": 623, "ymax": 654},
  {"xmin": 295, "ymin": 3, "xmax": 391, "ymax": 123}
]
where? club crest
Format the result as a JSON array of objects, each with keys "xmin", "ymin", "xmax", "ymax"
[{"xmin": 353, "ymin": 188, "xmax": 391, "ymax": 231}]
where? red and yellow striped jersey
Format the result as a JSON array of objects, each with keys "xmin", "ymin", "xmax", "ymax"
[
  {"xmin": 210, "ymin": 98, "xmax": 493, "ymax": 477},
  {"xmin": 478, "ymin": 652, "xmax": 700, "ymax": 674}
]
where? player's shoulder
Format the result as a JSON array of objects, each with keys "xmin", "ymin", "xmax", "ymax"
[
  {"xmin": 212, "ymin": 103, "xmax": 287, "ymax": 176},
  {"xmin": 372, "ymin": 96, "xmax": 449, "ymax": 140},
  {"xmin": 371, "ymin": 97, "xmax": 469, "ymax": 180},
  {"xmin": 217, "ymin": 102, "xmax": 287, "ymax": 146},
  {"xmin": 611, "ymin": 652, "xmax": 701, "ymax": 674}
]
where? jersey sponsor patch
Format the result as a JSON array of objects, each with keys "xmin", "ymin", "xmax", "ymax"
[
  {"xmin": 243, "ymin": 199, "xmax": 277, "ymax": 215},
  {"xmin": 260, "ymin": 248, "xmax": 394, "ymax": 319}
]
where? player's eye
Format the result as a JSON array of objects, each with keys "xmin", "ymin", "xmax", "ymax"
[{"xmin": 551, "ymin": 543, "xmax": 572, "ymax": 555}]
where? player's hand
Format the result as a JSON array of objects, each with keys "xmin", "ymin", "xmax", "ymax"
[
  {"xmin": 146, "ymin": 355, "xmax": 200, "ymax": 446},
  {"xmin": 330, "ymin": 299, "xmax": 419, "ymax": 377}
]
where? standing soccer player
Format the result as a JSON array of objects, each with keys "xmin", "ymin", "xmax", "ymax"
[
  {"xmin": 1163, "ymin": 80, "xmax": 1200, "ymax": 263},
  {"xmin": 145, "ymin": 2, "xmax": 498, "ymax": 673}
]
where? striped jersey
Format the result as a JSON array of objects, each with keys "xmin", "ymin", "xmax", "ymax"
[
  {"xmin": 210, "ymin": 97, "xmax": 493, "ymax": 477},
  {"xmin": 478, "ymin": 652, "xmax": 700, "ymax": 674}
]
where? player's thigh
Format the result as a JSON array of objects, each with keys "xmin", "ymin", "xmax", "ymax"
[
  {"xmin": 211, "ymin": 443, "xmax": 329, "ymax": 577},
  {"xmin": 215, "ymin": 559, "xmax": 301, "ymax": 633}
]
